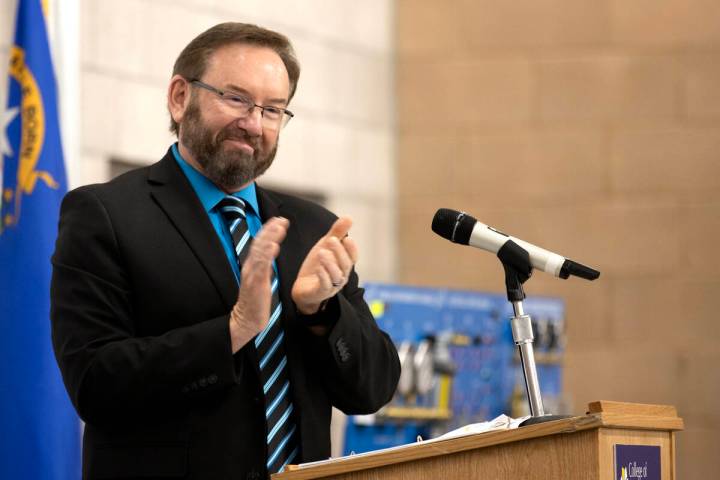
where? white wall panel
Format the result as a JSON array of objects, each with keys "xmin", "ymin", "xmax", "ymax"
[{"xmin": 75, "ymin": 0, "xmax": 397, "ymax": 285}]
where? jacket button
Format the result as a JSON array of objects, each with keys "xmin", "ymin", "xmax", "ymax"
[
  {"xmin": 208, "ymin": 373, "xmax": 218, "ymax": 384},
  {"xmin": 199, "ymin": 378, "xmax": 207, "ymax": 388}
]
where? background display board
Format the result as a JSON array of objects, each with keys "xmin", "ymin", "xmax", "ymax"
[{"xmin": 343, "ymin": 283, "xmax": 565, "ymax": 455}]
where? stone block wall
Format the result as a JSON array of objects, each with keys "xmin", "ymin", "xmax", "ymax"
[{"xmin": 396, "ymin": 0, "xmax": 720, "ymax": 477}]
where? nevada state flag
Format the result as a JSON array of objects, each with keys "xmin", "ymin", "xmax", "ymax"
[{"xmin": 0, "ymin": 0, "xmax": 80, "ymax": 478}]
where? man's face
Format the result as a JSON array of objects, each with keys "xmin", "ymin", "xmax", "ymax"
[{"xmin": 178, "ymin": 44, "xmax": 290, "ymax": 191}]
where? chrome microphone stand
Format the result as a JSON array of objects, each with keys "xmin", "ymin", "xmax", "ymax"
[{"xmin": 497, "ymin": 240, "xmax": 570, "ymax": 426}]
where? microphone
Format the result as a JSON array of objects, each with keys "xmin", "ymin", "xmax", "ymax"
[{"xmin": 431, "ymin": 208, "xmax": 600, "ymax": 280}]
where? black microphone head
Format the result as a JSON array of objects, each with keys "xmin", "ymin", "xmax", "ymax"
[
  {"xmin": 431, "ymin": 209, "xmax": 460, "ymax": 240},
  {"xmin": 431, "ymin": 208, "xmax": 476, "ymax": 245}
]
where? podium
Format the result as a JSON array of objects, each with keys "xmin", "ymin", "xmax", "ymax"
[{"xmin": 274, "ymin": 401, "xmax": 683, "ymax": 480}]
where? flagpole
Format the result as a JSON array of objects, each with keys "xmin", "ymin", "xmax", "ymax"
[{"xmin": 51, "ymin": 0, "xmax": 80, "ymax": 190}]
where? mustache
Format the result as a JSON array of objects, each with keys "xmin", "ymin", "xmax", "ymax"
[{"xmin": 216, "ymin": 127, "xmax": 261, "ymax": 150}]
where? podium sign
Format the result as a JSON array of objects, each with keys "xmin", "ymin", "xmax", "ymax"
[{"xmin": 615, "ymin": 444, "xmax": 661, "ymax": 480}]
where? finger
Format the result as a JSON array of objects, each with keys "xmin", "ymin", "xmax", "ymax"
[
  {"xmin": 314, "ymin": 263, "xmax": 335, "ymax": 291},
  {"xmin": 318, "ymin": 249, "xmax": 345, "ymax": 286},
  {"xmin": 248, "ymin": 235, "xmax": 278, "ymax": 263},
  {"xmin": 325, "ymin": 216, "xmax": 352, "ymax": 241},
  {"xmin": 243, "ymin": 219, "xmax": 287, "ymax": 280},
  {"xmin": 254, "ymin": 239, "xmax": 281, "ymax": 263},
  {"xmin": 341, "ymin": 236, "xmax": 359, "ymax": 265},
  {"xmin": 324, "ymin": 236, "xmax": 354, "ymax": 275},
  {"xmin": 250, "ymin": 218, "xmax": 288, "ymax": 263},
  {"xmin": 256, "ymin": 216, "xmax": 289, "ymax": 244},
  {"xmin": 243, "ymin": 244, "xmax": 275, "ymax": 279}
]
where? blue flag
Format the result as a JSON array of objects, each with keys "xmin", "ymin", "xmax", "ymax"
[{"xmin": 0, "ymin": 1, "xmax": 81, "ymax": 479}]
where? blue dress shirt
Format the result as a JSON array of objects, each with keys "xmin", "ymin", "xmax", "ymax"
[{"xmin": 172, "ymin": 143, "xmax": 266, "ymax": 282}]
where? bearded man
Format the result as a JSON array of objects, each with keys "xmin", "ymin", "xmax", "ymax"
[{"xmin": 50, "ymin": 23, "xmax": 400, "ymax": 480}]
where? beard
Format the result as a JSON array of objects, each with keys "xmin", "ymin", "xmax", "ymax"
[{"xmin": 179, "ymin": 99, "xmax": 277, "ymax": 191}]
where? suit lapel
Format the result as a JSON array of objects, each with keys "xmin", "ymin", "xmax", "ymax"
[
  {"xmin": 256, "ymin": 186, "xmax": 303, "ymax": 321},
  {"xmin": 147, "ymin": 150, "xmax": 237, "ymax": 309}
]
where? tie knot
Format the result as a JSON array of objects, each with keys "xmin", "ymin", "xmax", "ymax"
[{"xmin": 217, "ymin": 196, "xmax": 247, "ymax": 222}]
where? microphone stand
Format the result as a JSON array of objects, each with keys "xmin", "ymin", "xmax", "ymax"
[{"xmin": 498, "ymin": 241, "xmax": 570, "ymax": 427}]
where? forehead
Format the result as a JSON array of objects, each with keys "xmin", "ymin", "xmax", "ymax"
[{"xmin": 203, "ymin": 43, "xmax": 290, "ymax": 99}]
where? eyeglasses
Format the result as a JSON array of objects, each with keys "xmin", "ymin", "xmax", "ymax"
[{"xmin": 189, "ymin": 79, "xmax": 294, "ymax": 129}]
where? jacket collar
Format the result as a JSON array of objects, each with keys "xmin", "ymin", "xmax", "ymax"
[
  {"xmin": 147, "ymin": 148, "xmax": 238, "ymax": 308},
  {"xmin": 255, "ymin": 187, "xmax": 300, "ymax": 315}
]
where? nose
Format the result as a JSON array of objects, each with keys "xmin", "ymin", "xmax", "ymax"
[{"xmin": 236, "ymin": 107, "xmax": 263, "ymax": 137}]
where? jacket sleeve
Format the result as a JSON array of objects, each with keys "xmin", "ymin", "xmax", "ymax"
[
  {"xmin": 50, "ymin": 187, "xmax": 240, "ymax": 426},
  {"xmin": 305, "ymin": 269, "xmax": 400, "ymax": 415},
  {"xmin": 279, "ymin": 194, "xmax": 400, "ymax": 416}
]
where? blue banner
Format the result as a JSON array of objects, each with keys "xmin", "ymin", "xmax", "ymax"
[{"xmin": 0, "ymin": 1, "xmax": 80, "ymax": 478}]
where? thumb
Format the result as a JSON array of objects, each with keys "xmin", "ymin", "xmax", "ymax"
[{"xmin": 326, "ymin": 216, "xmax": 353, "ymax": 240}]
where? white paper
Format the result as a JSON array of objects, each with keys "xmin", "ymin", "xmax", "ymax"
[{"xmin": 432, "ymin": 414, "xmax": 531, "ymax": 441}]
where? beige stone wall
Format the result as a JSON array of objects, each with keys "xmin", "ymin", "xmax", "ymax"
[{"xmin": 397, "ymin": 0, "xmax": 720, "ymax": 477}]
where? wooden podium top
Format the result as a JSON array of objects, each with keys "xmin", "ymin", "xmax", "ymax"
[{"xmin": 273, "ymin": 401, "xmax": 683, "ymax": 480}]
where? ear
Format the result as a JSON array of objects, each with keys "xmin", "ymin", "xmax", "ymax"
[{"xmin": 167, "ymin": 75, "xmax": 191, "ymax": 127}]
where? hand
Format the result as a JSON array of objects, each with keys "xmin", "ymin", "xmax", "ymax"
[
  {"xmin": 229, "ymin": 217, "xmax": 289, "ymax": 353},
  {"xmin": 291, "ymin": 217, "xmax": 359, "ymax": 315}
]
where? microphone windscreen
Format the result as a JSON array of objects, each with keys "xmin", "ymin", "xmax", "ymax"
[
  {"xmin": 432, "ymin": 209, "xmax": 476, "ymax": 245},
  {"xmin": 431, "ymin": 208, "xmax": 461, "ymax": 240}
]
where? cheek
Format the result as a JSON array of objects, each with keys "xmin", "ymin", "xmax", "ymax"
[
  {"xmin": 262, "ymin": 131, "xmax": 279, "ymax": 150},
  {"xmin": 205, "ymin": 108, "xmax": 234, "ymax": 132}
]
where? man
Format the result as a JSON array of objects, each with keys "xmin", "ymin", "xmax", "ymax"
[{"xmin": 51, "ymin": 23, "xmax": 400, "ymax": 480}]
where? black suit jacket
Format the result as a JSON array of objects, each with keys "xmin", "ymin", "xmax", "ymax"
[{"xmin": 50, "ymin": 149, "xmax": 400, "ymax": 479}]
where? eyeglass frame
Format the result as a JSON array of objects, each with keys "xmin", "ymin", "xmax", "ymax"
[{"xmin": 188, "ymin": 78, "xmax": 295, "ymax": 129}]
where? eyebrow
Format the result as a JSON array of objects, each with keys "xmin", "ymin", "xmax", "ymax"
[{"xmin": 224, "ymin": 83, "xmax": 288, "ymax": 106}]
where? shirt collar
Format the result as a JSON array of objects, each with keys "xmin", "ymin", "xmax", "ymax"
[{"xmin": 171, "ymin": 143, "xmax": 260, "ymax": 215}]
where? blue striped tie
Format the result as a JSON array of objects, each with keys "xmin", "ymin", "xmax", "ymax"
[{"xmin": 217, "ymin": 196, "xmax": 300, "ymax": 473}]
